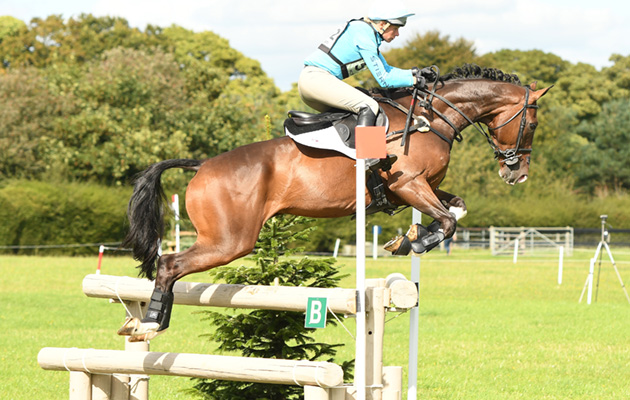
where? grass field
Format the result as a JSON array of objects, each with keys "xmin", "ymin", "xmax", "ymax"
[{"xmin": 1, "ymin": 247, "xmax": 630, "ymax": 399}]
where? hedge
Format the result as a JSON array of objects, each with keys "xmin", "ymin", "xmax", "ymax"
[{"xmin": 0, "ymin": 180, "xmax": 131, "ymax": 255}]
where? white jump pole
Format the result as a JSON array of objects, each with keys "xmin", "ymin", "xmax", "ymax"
[
  {"xmin": 354, "ymin": 126, "xmax": 386, "ymax": 400},
  {"xmin": 333, "ymin": 238, "xmax": 341, "ymax": 258},
  {"xmin": 513, "ymin": 238, "xmax": 519, "ymax": 264},
  {"xmin": 558, "ymin": 246, "xmax": 564, "ymax": 285},
  {"xmin": 355, "ymin": 156, "xmax": 367, "ymax": 400},
  {"xmin": 408, "ymin": 208, "xmax": 421, "ymax": 400},
  {"xmin": 172, "ymin": 194, "xmax": 180, "ymax": 253},
  {"xmin": 373, "ymin": 225, "xmax": 379, "ymax": 260}
]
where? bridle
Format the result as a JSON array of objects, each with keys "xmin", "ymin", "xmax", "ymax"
[
  {"xmin": 376, "ymin": 71, "xmax": 538, "ymax": 166},
  {"xmin": 483, "ymin": 85, "xmax": 538, "ymax": 166}
]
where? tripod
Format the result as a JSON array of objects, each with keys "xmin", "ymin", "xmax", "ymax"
[{"xmin": 579, "ymin": 215, "xmax": 630, "ymax": 305}]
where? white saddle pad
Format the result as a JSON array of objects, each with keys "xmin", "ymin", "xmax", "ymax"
[{"xmin": 285, "ymin": 125, "xmax": 357, "ymax": 160}]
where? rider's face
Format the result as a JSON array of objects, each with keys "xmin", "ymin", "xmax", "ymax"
[{"xmin": 381, "ymin": 25, "xmax": 401, "ymax": 43}]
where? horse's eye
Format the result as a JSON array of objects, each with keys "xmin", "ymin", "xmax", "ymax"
[{"xmin": 529, "ymin": 123, "xmax": 538, "ymax": 130}]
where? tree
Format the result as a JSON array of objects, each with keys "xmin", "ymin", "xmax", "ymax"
[
  {"xmin": 0, "ymin": 15, "xmax": 160, "ymax": 70},
  {"xmin": 569, "ymin": 99, "xmax": 630, "ymax": 193},
  {"xmin": 549, "ymin": 62, "xmax": 627, "ymax": 119},
  {"xmin": 40, "ymin": 47, "xmax": 192, "ymax": 185},
  {"xmin": 0, "ymin": 66, "xmax": 73, "ymax": 179},
  {"xmin": 605, "ymin": 54, "xmax": 630, "ymax": 91},
  {"xmin": 0, "ymin": 16, "xmax": 26, "ymax": 44},
  {"xmin": 475, "ymin": 49, "xmax": 569, "ymax": 87},
  {"xmin": 0, "ymin": 16, "xmax": 288, "ymax": 187},
  {"xmin": 192, "ymin": 215, "xmax": 351, "ymax": 400},
  {"xmin": 386, "ymin": 30, "xmax": 477, "ymax": 73}
]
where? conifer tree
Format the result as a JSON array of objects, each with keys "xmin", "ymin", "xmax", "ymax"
[{"xmin": 192, "ymin": 215, "xmax": 352, "ymax": 400}]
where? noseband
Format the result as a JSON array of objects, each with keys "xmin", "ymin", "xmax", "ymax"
[{"xmin": 485, "ymin": 86, "xmax": 539, "ymax": 166}]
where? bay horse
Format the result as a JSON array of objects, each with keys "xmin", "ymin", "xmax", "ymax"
[{"xmin": 119, "ymin": 64, "xmax": 552, "ymax": 341}]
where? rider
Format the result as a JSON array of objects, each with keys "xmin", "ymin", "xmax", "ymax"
[{"xmin": 298, "ymin": 1, "xmax": 435, "ymax": 168}]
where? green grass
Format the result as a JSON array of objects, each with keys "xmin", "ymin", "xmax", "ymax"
[{"xmin": 2, "ymin": 248, "xmax": 630, "ymax": 399}]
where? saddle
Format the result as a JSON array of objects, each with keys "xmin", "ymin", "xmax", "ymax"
[
  {"xmin": 284, "ymin": 108, "xmax": 396, "ymax": 215},
  {"xmin": 284, "ymin": 108, "xmax": 389, "ymax": 151}
]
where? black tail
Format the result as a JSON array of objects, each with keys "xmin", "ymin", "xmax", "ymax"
[{"xmin": 122, "ymin": 159, "xmax": 202, "ymax": 280}]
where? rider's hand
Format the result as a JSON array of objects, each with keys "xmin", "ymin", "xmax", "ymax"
[
  {"xmin": 414, "ymin": 75, "xmax": 427, "ymax": 90},
  {"xmin": 419, "ymin": 66, "xmax": 437, "ymax": 82},
  {"xmin": 412, "ymin": 67, "xmax": 427, "ymax": 89}
]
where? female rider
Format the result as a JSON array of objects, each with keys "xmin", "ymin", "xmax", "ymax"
[
  {"xmin": 298, "ymin": 1, "xmax": 434, "ymax": 128},
  {"xmin": 298, "ymin": 1, "xmax": 434, "ymax": 169}
]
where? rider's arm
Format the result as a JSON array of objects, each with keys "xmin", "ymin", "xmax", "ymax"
[{"xmin": 354, "ymin": 25, "xmax": 414, "ymax": 88}]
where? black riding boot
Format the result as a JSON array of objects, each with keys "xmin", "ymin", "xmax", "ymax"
[
  {"xmin": 357, "ymin": 106, "xmax": 376, "ymax": 127},
  {"xmin": 357, "ymin": 107, "xmax": 397, "ymax": 172}
]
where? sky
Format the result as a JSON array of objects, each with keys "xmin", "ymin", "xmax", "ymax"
[{"xmin": 2, "ymin": 0, "xmax": 629, "ymax": 91}]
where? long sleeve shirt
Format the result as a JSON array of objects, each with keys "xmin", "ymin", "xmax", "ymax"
[{"xmin": 304, "ymin": 19, "xmax": 414, "ymax": 88}]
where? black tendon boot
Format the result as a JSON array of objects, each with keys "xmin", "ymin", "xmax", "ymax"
[
  {"xmin": 143, "ymin": 288, "xmax": 174, "ymax": 332},
  {"xmin": 384, "ymin": 220, "xmax": 445, "ymax": 256}
]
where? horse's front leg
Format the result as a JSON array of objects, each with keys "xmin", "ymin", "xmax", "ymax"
[{"xmin": 385, "ymin": 179, "xmax": 457, "ymax": 255}]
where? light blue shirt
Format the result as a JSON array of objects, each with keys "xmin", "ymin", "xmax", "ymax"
[{"xmin": 305, "ymin": 19, "xmax": 414, "ymax": 88}]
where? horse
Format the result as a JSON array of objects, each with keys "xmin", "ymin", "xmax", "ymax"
[{"xmin": 119, "ymin": 64, "xmax": 552, "ymax": 341}]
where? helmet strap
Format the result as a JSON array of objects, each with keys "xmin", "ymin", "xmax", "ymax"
[{"xmin": 366, "ymin": 19, "xmax": 389, "ymax": 35}]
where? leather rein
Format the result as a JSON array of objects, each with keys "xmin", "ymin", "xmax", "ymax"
[{"xmin": 374, "ymin": 71, "xmax": 538, "ymax": 165}]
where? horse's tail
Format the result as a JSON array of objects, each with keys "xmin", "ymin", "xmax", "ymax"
[{"xmin": 122, "ymin": 159, "xmax": 202, "ymax": 280}]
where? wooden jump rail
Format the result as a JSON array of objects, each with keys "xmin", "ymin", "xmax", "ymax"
[
  {"xmin": 39, "ymin": 273, "xmax": 418, "ymax": 400},
  {"xmin": 82, "ymin": 273, "xmax": 358, "ymax": 314},
  {"xmin": 38, "ymin": 347, "xmax": 343, "ymax": 387}
]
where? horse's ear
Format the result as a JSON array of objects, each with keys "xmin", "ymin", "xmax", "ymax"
[{"xmin": 531, "ymin": 84, "xmax": 554, "ymax": 102}]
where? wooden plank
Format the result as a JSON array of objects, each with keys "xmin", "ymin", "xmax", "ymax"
[
  {"xmin": 83, "ymin": 274, "xmax": 356, "ymax": 314},
  {"xmin": 39, "ymin": 347, "xmax": 344, "ymax": 388}
]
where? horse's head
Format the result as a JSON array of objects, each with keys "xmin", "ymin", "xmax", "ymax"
[{"xmin": 485, "ymin": 82, "xmax": 552, "ymax": 185}]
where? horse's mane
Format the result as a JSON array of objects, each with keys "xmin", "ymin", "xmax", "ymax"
[
  {"xmin": 441, "ymin": 63, "xmax": 521, "ymax": 85},
  {"xmin": 370, "ymin": 63, "xmax": 521, "ymax": 98}
]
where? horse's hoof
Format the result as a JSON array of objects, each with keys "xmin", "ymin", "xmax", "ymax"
[
  {"xmin": 127, "ymin": 330, "xmax": 164, "ymax": 342},
  {"xmin": 117, "ymin": 317, "xmax": 160, "ymax": 338},
  {"xmin": 384, "ymin": 235, "xmax": 404, "ymax": 252},
  {"xmin": 405, "ymin": 224, "xmax": 420, "ymax": 241},
  {"xmin": 384, "ymin": 235, "xmax": 412, "ymax": 256}
]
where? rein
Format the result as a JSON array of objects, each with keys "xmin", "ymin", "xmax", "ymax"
[
  {"xmin": 376, "ymin": 75, "xmax": 537, "ymax": 165},
  {"xmin": 375, "ymin": 92, "xmax": 456, "ymax": 147}
]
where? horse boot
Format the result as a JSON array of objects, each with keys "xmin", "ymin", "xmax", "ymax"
[
  {"xmin": 358, "ymin": 106, "xmax": 398, "ymax": 172},
  {"xmin": 384, "ymin": 223, "xmax": 424, "ymax": 256},
  {"xmin": 118, "ymin": 287, "xmax": 173, "ymax": 342},
  {"xmin": 412, "ymin": 220, "xmax": 445, "ymax": 254},
  {"xmin": 384, "ymin": 220, "xmax": 445, "ymax": 256}
]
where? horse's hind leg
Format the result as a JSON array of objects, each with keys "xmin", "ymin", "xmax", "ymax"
[{"xmin": 119, "ymin": 229, "xmax": 261, "ymax": 341}]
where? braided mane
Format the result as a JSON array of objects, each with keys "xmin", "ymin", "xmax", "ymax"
[
  {"xmin": 442, "ymin": 63, "xmax": 521, "ymax": 85},
  {"xmin": 369, "ymin": 63, "xmax": 521, "ymax": 98}
]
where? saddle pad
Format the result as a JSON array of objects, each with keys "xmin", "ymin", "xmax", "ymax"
[{"xmin": 285, "ymin": 125, "xmax": 357, "ymax": 160}]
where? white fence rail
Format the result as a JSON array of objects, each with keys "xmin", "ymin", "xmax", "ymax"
[{"xmin": 489, "ymin": 226, "xmax": 574, "ymax": 256}]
